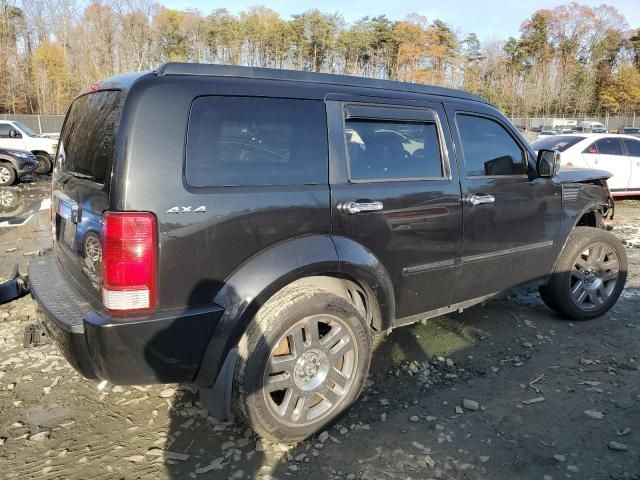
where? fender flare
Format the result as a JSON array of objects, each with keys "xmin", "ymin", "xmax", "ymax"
[{"xmin": 194, "ymin": 234, "xmax": 394, "ymax": 387}]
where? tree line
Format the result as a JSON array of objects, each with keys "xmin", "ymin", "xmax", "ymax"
[{"xmin": 1, "ymin": 0, "xmax": 639, "ymax": 115}]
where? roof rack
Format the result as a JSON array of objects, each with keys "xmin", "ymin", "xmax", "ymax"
[{"xmin": 156, "ymin": 62, "xmax": 490, "ymax": 104}]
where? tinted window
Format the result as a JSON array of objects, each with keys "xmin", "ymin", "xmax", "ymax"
[
  {"xmin": 346, "ymin": 120, "xmax": 442, "ymax": 181},
  {"xmin": 623, "ymin": 139, "xmax": 640, "ymax": 157},
  {"xmin": 531, "ymin": 135, "xmax": 585, "ymax": 152},
  {"xmin": 186, "ymin": 97, "xmax": 327, "ymax": 187},
  {"xmin": 622, "ymin": 128, "xmax": 640, "ymax": 134},
  {"xmin": 457, "ymin": 114, "xmax": 525, "ymax": 176},
  {"xmin": 59, "ymin": 91, "xmax": 124, "ymax": 184},
  {"xmin": 0, "ymin": 124, "xmax": 11, "ymax": 138},
  {"xmin": 591, "ymin": 138, "xmax": 623, "ymax": 156}
]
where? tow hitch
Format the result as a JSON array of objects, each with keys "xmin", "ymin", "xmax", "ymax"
[{"xmin": 0, "ymin": 265, "xmax": 29, "ymax": 305}]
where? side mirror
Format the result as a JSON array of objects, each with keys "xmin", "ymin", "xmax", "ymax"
[
  {"xmin": 536, "ymin": 149, "xmax": 560, "ymax": 178},
  {"xmin": 9, "ymin": 129, "xmax": 21, "ymax": 139}
]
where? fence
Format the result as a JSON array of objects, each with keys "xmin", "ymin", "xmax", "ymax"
[
  {"xmin": 0, "ymin": 114, "xmax": 65, "ymax": 134},
  {"xmin": 510, "ymin": 114, "xmax": 638, "ymax": 131}
]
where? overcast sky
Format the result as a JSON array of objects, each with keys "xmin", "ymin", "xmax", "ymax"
[{"xmin": 159, "ymin": 0, "xmax": 639, "ymax": 42}]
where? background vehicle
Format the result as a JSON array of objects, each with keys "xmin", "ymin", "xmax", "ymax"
[
  {"xmin": 28, "ymin": 64, "xmax": 626, "ymax": 444},
  {"xmin": 617, "ymin": 126, "xmax": 640, "ymax": 137},
  {"xmin": 531, "ymin": 133, "xmax": 640, "ymax": 196},
  {"xmin": 577, "ymin": 120, "xmax": 606, "ymax": 132},
  {"xmin": 537, "ymin": 129, "xmax": 558, "ymax": 139},
  {"xmin": 0, "ymin": 120, "xmax": 57, "ymax": 174},
  {"xmin": 0, "ymin": 147, "xmax": 37, "ymax": 186}
]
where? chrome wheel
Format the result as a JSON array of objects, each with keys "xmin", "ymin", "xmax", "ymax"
[
  {"xmin": 263, "ymin": 314, "xmax": 358, "ymax": 427},
  {"xmin": 570, "ymin": 242, "xmax": 620, "ymax": 311},
  {"xmin": 0, "ymin": 166, "xmax": 11, "ymax": 185}
]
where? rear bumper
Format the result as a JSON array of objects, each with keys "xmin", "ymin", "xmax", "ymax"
[{"xmin": 28, "ymin": 253, "xmax": 224, "ymax": 385}]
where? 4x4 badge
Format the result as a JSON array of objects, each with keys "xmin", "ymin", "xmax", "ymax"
[{"xmin": 166, "ymin": 206, "xmax": 207, "ymax": 213}]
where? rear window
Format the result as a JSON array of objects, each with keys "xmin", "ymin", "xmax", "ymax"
[
  {"xmin": 59, "ymin": 90, "xmax": 124, "ymax": 184},
  {"xmin": 186, "ymin": 97, "xmax": 327, "ymax": 187},
  {"xmin": 531, "ymin": 136, "xmax": 585, "ymax": 152}
]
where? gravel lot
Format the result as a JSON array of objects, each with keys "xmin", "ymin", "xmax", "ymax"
[{"xmin": 1, "ymin": 179, "xmax": 639, "ymax": 479}]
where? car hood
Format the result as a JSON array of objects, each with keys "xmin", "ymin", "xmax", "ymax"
[{"xmin": 556, "ymin": 167, "xmax": 611, "ymax": 183}]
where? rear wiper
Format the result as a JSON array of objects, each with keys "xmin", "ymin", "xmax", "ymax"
[{"xmin": 66, "ymin": 171, "xmax": 95, "ymax": 180}]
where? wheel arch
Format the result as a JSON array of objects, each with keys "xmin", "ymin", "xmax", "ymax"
[{"xmin": 194, "ymin": 234, "xmax": 394, "ymax": 388}]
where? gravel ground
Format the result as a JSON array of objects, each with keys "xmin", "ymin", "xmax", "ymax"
[{"xmin": 0, "ymin": 179, "xmax": 639, "ymax": 480}]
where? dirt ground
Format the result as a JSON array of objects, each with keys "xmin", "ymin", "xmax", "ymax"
[{"xmin": 0, "ymin": 178, "xmax": 639, "ymax": 480}]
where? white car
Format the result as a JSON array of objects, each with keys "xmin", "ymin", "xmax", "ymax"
[
  {"xmin": 0, "ymin": 121, "xmax": 58, "ymax": 174},
  {"xmin": 531, "ymin": 134, "xmax": 640, "ymax": 197}
]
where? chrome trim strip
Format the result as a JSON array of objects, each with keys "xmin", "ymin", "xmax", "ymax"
[
  {"xmin": 402, "ymin": 258, "xmax": 456, "ymax": 275},
  {"xmin": 463, "ymin": 240, "xmax": 554, "ymax": 263}
]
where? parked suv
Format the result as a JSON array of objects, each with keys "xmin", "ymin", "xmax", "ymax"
[
  {"xmin": 0, "ymin": 147, "xmax": 37, "ymax": 186},
  {"xmin": 0, "ymin": 120, "xmax": 57, "ymax": 174},
  {"xmin": 28, "ymin": 64, "xmax": 627, "ymax": 444}
]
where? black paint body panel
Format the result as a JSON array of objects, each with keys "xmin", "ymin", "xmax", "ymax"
[{"xmin": 28, "ymin": 64, "xmax": 613, "ymax": 387}]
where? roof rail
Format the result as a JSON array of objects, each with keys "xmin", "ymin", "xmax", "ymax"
[{"xmin": 156, "ymin": 62, "xmax": 490, "ymax": 104}]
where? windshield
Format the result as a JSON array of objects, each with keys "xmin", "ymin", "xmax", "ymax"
[
  {"xmin": 13, "ymin": 122, "xmax": 37, "ymax": 137},
  {"xmin": 623, "ymin": 128, "xmax": 640, "ymax": 134},
  {"xmin": 531, "ymin": 136, "xmax": 585, "ymax": 152}
]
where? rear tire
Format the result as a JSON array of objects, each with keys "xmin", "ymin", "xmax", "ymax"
[
  {"xmin": 0, "ymin": 165, "xmax": 16, "ymax": 186},
  {"xmin": 34, "ymin": 154, "xmax": 52, "ymax": 175},
  {"xmin": 233, "ymin": 286, "xmax": 371, "ymax": 444},
  {"xmin": 539, "ymin": 227, "xmax": 627, "ymax": 320}
]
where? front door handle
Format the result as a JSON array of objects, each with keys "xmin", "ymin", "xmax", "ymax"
[
  {"xmin": 339, "ymin": 200, "xmax": 384, "ymax": 214},
  {"xmin": 465, "ymin": 194, "xmax": 495, "ymax": 206}
]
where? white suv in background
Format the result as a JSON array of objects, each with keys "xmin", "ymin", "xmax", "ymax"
[
  {"xmin": 531, "ymin": 134, "xmax": 640, "ymax": 197},
  {"xmin": 0, "ymin": 121, "xmax": 57, "ymax": 174}
]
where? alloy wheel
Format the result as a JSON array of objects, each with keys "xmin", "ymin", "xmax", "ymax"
[
  {"xmin": 570, "ymin": 241, "xmax": 620, "ymax": 311},
  {"xmin": 0, "ymin": 167, "xmax": 11, "ymax": 185},
  {"xmin": 262, "ymin": 314, "xmax": 358, "ymax": 427}
]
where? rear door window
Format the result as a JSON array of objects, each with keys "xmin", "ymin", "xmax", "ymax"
[
  {"xmin": 186, "ymin": 97, "xmax": 327, "ymax": 187},
  {"xmin": 590, "ymin": 138, "xmax": 623, "ymax": 156},
  {"xmin": 346, "ymin": 120, "xmax": 443, "ymax": 181},
  {"xmin": 622, "ymin": 139, "xmax": 640, "ymax": 157},
  {"xmin": 59, "ymin": 90, "xmax": 124, "ymax": 184}
]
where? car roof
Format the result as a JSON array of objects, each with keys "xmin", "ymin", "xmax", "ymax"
[{"xmin": 99, "ymin": 63, "xmax": 492, "ymax": 106}]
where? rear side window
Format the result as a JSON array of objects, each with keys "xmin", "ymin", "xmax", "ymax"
[
  {"xmin": 623, "ymin": 139, "xmax": 640, "ymax": 157},
  {"xmin": 588, "ymin": 138, "xmax": 623, "ymax": 156},
  {"xmin": 59, "ymin": 90, "xmax": 124, "ymax": 184},
  {"xmin": 346, "ymin": 120, "xmax": 443, "ymax": 181},
  {"xmin": 456, "ymin": 114, "xmax": 526, "ymax": 176},
  {"xmin": 186, "ymin": 97, "xmax": 327, "ymax": 187},
  {"xmin": 531, "ymin": 136, "xmax": 585, "ymax": 152}
]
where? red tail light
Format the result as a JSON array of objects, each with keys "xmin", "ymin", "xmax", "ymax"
[{"xmin": 102, "ymin": 212, "xmax": 157, "ymax": 312}]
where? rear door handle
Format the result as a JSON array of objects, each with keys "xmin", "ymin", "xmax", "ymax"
[
  {"xmin": 339, "ymin": 200, "xmax": 384, "ymax": 214},
  {"xmin": 465, "ymin": 194, "xmax": 495, "ymax": 206}
]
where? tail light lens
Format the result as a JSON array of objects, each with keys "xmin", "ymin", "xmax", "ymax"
[{"xmin": 102, "ymin": 212, "xmax": 157, "ymax": 312}]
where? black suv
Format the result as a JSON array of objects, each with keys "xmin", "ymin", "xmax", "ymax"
[{"xmin": 29, "ymin": 63, "xmax": 627, "ymax": 443}]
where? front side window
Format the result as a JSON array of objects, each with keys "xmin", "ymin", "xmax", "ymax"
[
  {"xmin": 186, "ymin": 97, "xmax": 327, "ymax": 187},
  {"xmin": 456, "ymin": 114, "xmax": 526, "ymax": 176},
  {"xmin": 346, "ymin": 120, "xmax": 443, "ymax": 181},
  {"xmin": 0, "ymin": 124, "xmax": 11, "ymax": 138},
  {"xmin": 588, "ymin": 138, "xmax": 623, "ymax": 156}
]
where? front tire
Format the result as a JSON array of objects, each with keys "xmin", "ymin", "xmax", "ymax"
[
  {"xmin": 34, "ymin": 154, "xmax": 52, "ymax": 175},
  {"xmin": 233, "ymin": 286, "xmax": 372, "ymax": 444},
  {"xmin": 540, "ymin": 227, "xmax": 627, "ymax": 320},
  {"xmin": 0, "ymin": 165, "xmax": 16, "ymax": 186}
]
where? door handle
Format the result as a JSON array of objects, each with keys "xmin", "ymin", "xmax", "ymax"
[
  {"xmin": 339, "ymin": 200, "xmax": 384, "ymax": 214},
  {"xmin": 465, "ymin": 194, "xmax": 495, "ymax": 206}
]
